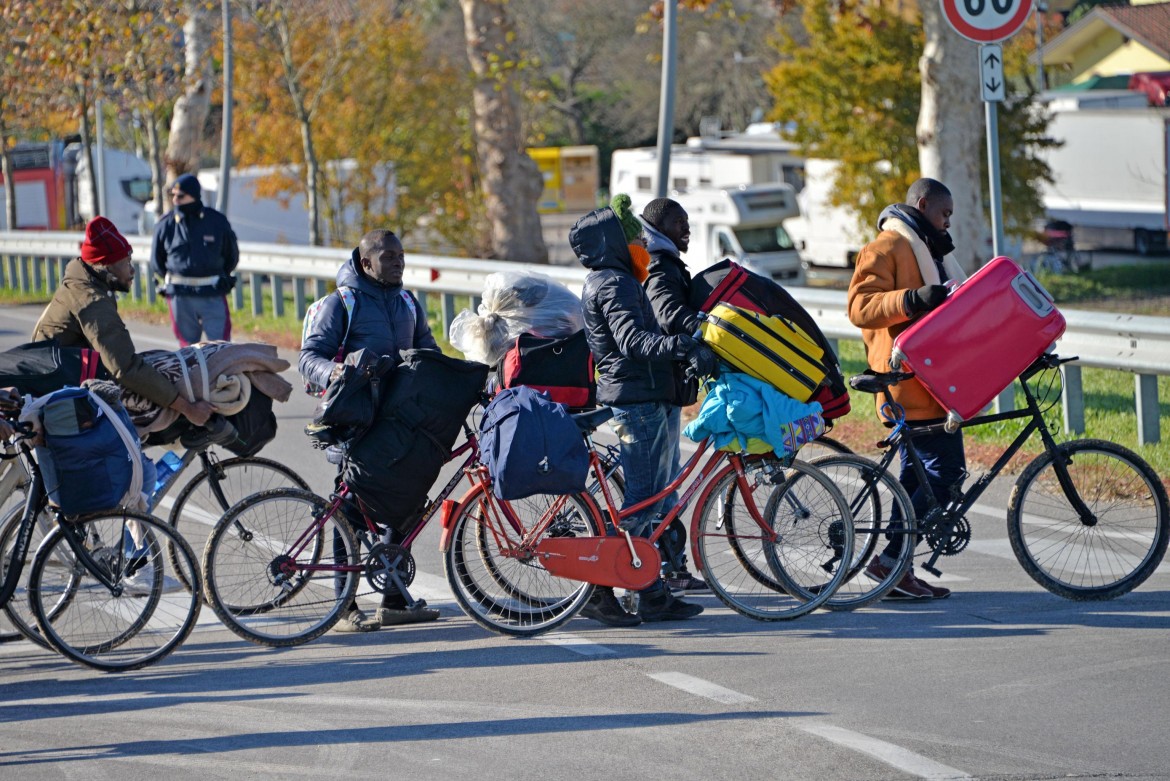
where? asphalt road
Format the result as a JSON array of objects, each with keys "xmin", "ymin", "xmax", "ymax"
[{"xmin": 1, "ymin": 303, "xmax": 1168, "ymax": 781}]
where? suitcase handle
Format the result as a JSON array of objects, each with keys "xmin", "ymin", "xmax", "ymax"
[{"xmin": 1011, "ymin": 273, "xmax": 1056, "ymax": 317}]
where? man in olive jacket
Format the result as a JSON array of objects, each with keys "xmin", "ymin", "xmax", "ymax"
[
  {"xmin": 846, "ymin": 177, "xmax": 967, "ymax": 600},
  {"xmin": 33, "ymin": 216, "xmax": 214, "ymax": 428}
]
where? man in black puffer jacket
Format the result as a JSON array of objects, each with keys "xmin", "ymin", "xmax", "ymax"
[
  {"xmin": 573, "ymin": 205, "xmax": 716, "ymax": 626},
  {"xmin": 640, "ymin": 197, "xmax": 710, "ymax": 594}
]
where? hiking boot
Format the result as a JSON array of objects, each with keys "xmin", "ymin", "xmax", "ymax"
[
  {"xmin": 664, "ymin": 571, "xmax": 710, "ymax": 593},
  {"xmin": 639, "ymin": 590, "xmax": 704, "ymax": 622},
  {"xmin": 333, "ymin": 608, "xmax": 380, "ymax": 633},
  {"xmin": 579, "ymin": 587, "xmax": 641, "ymax": 627},
  {"xmin": 376, "ymin": 602, "xmax": 441, "ymax": 626}
]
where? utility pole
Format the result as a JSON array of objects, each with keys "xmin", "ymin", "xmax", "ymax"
[{"xmin": 654, "ymin": 1, "xmax": 678, "ymax": 198}]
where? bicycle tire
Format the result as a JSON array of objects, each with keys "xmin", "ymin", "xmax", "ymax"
[
  {"xmin": 693, "ymin": 456, "xmax": 854, "ymax": 621},
  {"xmin": 1007, "ymin": 439, "xmax": 1169, "ymax": 600},
  {"xmin": 798, "ymin": 435, "xmax": 853, "ymax": 462},
  {"xmin": 475, "ymin": 454, "xmax": 622, "ymax": 608},
  {"xmin": 165, "ymin": 455, "xmax": 310, "ymax": 595},
  {"xmin": 445, "ymin": 483, "xmax": 600, "ymax": 637},
  {"xmin": 0, "ymin": 504, "xmax": 75, "ymax": 649},
  {"xmin": 204, "ymin": 488, "xmax": 356, "ymax": 647},
  {"xmin": 28, "ymin": 511, "xmax": 202, "ymax": 672},
  {"xmin": 808, "ymin": 454, "xmax": 916, "ymax": 610}
]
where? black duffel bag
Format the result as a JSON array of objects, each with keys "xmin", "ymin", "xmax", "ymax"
[
  {"xmin": 344, "ymin": 350, "xmax": 489, "ymax": 534},
  {"xmin": 0, "ymin": 340, "xmax": 109, "ymax": 397}
]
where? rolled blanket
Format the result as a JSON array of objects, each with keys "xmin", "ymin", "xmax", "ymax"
[{"xmin": 119, "ymin": 342, "xmax": 292, "ymax": 433}]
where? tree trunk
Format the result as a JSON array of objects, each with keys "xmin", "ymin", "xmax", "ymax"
[
  {"xmin": 299, "ymin": 114, "xmax": 322, "ymax": 247},
  {"xmin": 918, "ymin": 6, "xmax": 987, "ymax": 274},
  {"xmin": 460, "ymin": 0, "xmax": 547, "ymax": 263},
  {"xmin": 78, "ymin": 91, "xmax": 99, "ymax": 221},
  {"xmin": 146, "ymin": 115, "xmax": 166, "ymax": 219},
  {"xmin": 1, "ymin": 131, "xmax": 15, "ymax": 231},
  {"xmin": 166, "ymin": 0, "xmax": 214, "ymax": 181}
]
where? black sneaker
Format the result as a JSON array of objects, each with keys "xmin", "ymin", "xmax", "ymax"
[
  {"xmin": 579, "ymin": 587, "xmax": 641, "ymax": 627},
  {"xmin": 639, "ymin": 591, "xmax": 704, "ymax": 622},
  {"xmin": 664, "ymin": 571, "xmax": 710, "ymax": 593}
]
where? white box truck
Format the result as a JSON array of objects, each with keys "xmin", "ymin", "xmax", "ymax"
[{"xmin": 1040, "ymin": 105, "xmax": 1170, "ymax": 255}]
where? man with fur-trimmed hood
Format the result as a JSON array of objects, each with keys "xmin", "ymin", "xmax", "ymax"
[{"xmin": 847, "ymin": 177, "xmax": 967, "ymax": 601}]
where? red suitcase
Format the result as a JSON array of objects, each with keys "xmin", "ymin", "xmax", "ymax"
[{"xmin": 890, "ymin": 256, "xmax": 1066, "ymax": 426}]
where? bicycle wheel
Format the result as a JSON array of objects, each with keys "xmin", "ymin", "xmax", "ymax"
[
  {"xmin": 445, "ymin": 483, "xmax": 600, "ymax": 637},
  {"xmin": 1007, "ymin": 439, "xmax": 1169, "ymax": 600},
  {"xmin": 797, "ymin": 435, "xmax": 853, "ymax": 463},
  {"xmin": 477, "ymin": 452, "xmax": 622, "ymax": 606},
  {"xmin": 809, "ymin": 454, "xmax": 916, "ymax": 610},
  {"xmin": 0, "ymin": 505, "xmax": 74, "ymax": 649},
  {"xmin": 203, "ymin": 488, "xmax": 356, "ymax": 647},
  {"xmin": 28, "ymin": 511, "xmax": 202, "ymax": 672},
  {"xmin": 693, "ymin": 456, "xmax": 853, "ymax": 620},
  {"xmin": 165, "ymin": 455, "xmax": 310, "ymax": 593}
]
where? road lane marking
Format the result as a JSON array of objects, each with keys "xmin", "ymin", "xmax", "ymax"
[
  {"xmin": 540, "ymin": 633, "xmax": 616, "ymax": 656},
  {"xmin": 646, "ymin": 671, "xmax": 756, "ymax": 704},
  {"xmin": 799, "ymin": 722, "xmax": 972, "ymax": 780}
]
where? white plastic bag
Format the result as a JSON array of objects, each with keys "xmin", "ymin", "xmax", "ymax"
[{"xmin": 449, "ymin": 272, "xmax": 584, "ymax": 365}]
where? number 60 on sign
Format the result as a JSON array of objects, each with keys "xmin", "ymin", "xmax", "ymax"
[{"xmin": 940, "ymin": 0, "xmax": 1034, "ymax": 44}]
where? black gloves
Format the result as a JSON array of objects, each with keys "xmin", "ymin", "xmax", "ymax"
[
  {"xmin": 904, "ymin": 284, "xmax": 949, "ymax": 316},
  {"xmin": 684, "ymin": 343, "xmax": 719, "ymax": 381}
]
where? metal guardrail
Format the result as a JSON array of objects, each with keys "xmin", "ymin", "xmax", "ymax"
[{"xmin": 1, "ymin": 231, "xmax": 1165, "ymax": 444}]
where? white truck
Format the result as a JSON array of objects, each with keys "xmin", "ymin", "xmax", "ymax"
[
  {"xmin": 0, "ymin": 141, "xmax": 152, "ymax": 235},
  {"xmin": 1040, "ymin": 103, "xmax": 1170, "ymax": 255}
]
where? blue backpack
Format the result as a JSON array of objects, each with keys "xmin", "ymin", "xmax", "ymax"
[
  {"xmin": 479, "ymin": 386, "xmax": 589, "ymax": 501},
  {"xmin": 35, "ymin": 387, "xmax": 139, "ymax": 516}
]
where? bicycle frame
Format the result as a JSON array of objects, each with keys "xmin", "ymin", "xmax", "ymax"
[
  {"xmin": 289, "ymin": 426, "xmax": 482, "ymax": 576},
  {"xmin": 460, "ymin": 430, "xmax": 792, "ymax": 591},
  {"xmin": 868, "ymin": 356, "xmax": 1093, "ymax": 576}
]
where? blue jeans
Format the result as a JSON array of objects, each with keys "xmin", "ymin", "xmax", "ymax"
[
  {"xmin": 883, "ymin": 427, "xmax": 966, "ymax": 559},
  {"xmin": 610, "ymin": 401, "xmax": 680, "ymax": 539},
  {"xmin": 168, "ymin": 294, "xmax": 232, "ymax": 346}
]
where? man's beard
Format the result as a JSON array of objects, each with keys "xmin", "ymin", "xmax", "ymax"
[{"xmin": 102, "ymin": 269, "xmax": 131, "ymax": 293}]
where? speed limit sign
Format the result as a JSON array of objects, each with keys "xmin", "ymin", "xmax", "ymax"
[{"xmin": 940, "ymin": 0, "xmax": 1034, "ymax": 43}]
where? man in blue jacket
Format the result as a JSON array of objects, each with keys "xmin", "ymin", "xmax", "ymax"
[
  {"xmin": 150, "ymin": 174, "xmax": 239, "ymax": 346},
  {"xmin": 300, "ymin": 228, "xmax": 440, "ymax": 632},
  {"xmin": 574, "ymin": 205, "xmax": 716, "ymax": 626}
]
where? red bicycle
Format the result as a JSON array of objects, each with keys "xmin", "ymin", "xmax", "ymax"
[{"xmin": 441, "ymin": 407, "xmax": 855, "ymax": 636}]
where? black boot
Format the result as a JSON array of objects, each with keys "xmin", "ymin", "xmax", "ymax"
[
  {"xmin": 580, "ymin": 587, "xmax": 641, "ymax": 627},
  {"xmin": 638, "ymin": 583, "xmax": 703, "ymax": 622}
]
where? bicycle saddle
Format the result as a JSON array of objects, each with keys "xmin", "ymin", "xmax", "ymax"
[
  {"xmin": 849, "ymin": 370, "xmax": 916, "ymax": 394},
  {"xmin": 572, "ymin": 406, "xmax": 614, "ymax": 434}
]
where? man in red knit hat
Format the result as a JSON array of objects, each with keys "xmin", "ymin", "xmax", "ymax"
[{"xmin": 32, "ymin": 216, "xmax": 215, "ymax": 427}]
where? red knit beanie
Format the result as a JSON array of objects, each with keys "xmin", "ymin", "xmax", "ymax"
[{"xmin": 80, "ymin": 216, "xmax": 132, "ymax": 266}]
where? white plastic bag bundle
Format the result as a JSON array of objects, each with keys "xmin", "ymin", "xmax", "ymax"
[{"xmin": 449, "ymin": 272, "xmax": 584, "ymax": 365}]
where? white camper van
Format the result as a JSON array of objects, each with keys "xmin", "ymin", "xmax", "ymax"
[
  {"xmin": 611, "ymin": 131, "xmax": 868, "ymax": 279},
  {"xmin": 629, "ymin": 184, "xmax": 805, "ymax": 283}
]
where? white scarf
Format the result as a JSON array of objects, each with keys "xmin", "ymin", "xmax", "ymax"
[{"xmin": 884, "ymin": 219, "xmax": 968, "ymax": 286}]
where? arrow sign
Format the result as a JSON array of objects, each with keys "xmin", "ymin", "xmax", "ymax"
[{"xmin": 980, "ymin": 44, "xmax": 1005, "ymax": 102}]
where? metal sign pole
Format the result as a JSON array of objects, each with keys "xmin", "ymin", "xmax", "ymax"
[{"xmin": 985, "ymin": 100, "xmax": 1004, "ymax": 258}]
